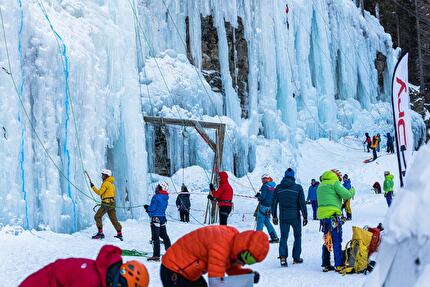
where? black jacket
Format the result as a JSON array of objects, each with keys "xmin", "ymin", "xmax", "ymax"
[
  {"xmin": 176, "ymin": 193, "xmax": 191, "ymax": 212},
  {"xmin": 272, "ymin": 176, "xmax": 307, "ymax": 221}
]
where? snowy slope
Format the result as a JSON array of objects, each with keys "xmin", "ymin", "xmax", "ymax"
[
  {"xmin": 0, "ymin": 139, "xmax": 399, "ymax": 286},
  {"xmin": 0, "ymin": 0, "xmax": 404, "ymax": 233}
]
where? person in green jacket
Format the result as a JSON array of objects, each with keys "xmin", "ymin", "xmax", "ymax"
[
  {"xmin": 383, "ymin": 171, "xmax": 394, "ymax": 207},
  {"xmin": 317, "ymin": 169, "xmax": 355, "ymax": 272}
]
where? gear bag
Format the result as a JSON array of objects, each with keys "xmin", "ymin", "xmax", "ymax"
[
  {"xmin": 341, "ymin": 226, "xmax": 373, "ymax": 274},
  {"xmin": 367, "ymin": 227, "xmax": 381, "ymax": 256},
  {"xmin": 208, "ymin": 274, "xmax": 254, "ymax": 287}
]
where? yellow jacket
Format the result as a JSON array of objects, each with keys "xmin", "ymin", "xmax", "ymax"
[{"xmin": 92, "ymin": 176, "xmax": 116, "ymax": 201}]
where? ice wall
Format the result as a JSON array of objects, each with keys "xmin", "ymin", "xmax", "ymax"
[{"xmin": 0, "ymin": 0, "xmax": 406, "ymax": 232}]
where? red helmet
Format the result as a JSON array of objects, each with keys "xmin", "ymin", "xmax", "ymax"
[{"xmin": 331, "ymin": 169, "xmax": 342, "ymax": 181}]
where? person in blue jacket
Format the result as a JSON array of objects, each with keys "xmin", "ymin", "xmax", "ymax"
[
  {"xmin": 144, "ymin": 181, "xmax": 172, "ymax": 262},
  {"xmin": 306, "ymin": 179, "xmax": 319, "ymax": 220},
  {"xmin": 272, "ymin": 168, "xmax": 308, "ymax": 267},
  {"xmin": 255, "ymin": 174, "xmax": 279, "ymax": 243}
]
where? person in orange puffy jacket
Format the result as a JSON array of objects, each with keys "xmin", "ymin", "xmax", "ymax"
[
  {"xmin": 208, "ymin": 172, "xmax": 234, "ymax": 225},
  {"xmin": 161, "ymin": 225, "xmax": 269, "ymax": 287}
]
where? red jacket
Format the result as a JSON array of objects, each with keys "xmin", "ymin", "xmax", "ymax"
[
  {"xmin": 212, "ymin": 172, "xmax": 233, "ymax": 207},
  {"xmin": 19, "ymin": 245, "xmax": 122, "ymax": 287}
]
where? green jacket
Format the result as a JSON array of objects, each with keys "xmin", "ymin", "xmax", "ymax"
[
  {"xmin": 317, "ymin": 171, "xmax": 355, "ymax": 219},
  {"xmin": 383, "ymin": 174, "xmax": 394, "ymax": 193}
]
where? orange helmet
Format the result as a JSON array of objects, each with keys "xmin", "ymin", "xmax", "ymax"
[
  {"xmin": 331, "ymin": 169, "xmax": 342, "ymax": 181},
  {"xmin": 120, "ymin": 260, "xmax": 149, "ymax": 287}
]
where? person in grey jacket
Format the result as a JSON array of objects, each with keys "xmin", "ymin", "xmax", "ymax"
[{"xmin": 272, "ymin": 168, "xmax": 308, "ymax": 267}]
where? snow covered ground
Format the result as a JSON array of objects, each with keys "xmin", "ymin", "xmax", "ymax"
[{"xmin": 1, "ymin": 139, "xmax": 399, "ymax": 286}]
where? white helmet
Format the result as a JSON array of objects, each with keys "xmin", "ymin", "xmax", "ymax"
[
  {"xmin": 101, "ymin": 169, "xmax": 112, "ymax": 176},
  {"xmin": 159, "ymin": 181, "xmax": 169, "ymax": 191},
  {"xmin": 261, "ymin": 173, "xmax": 270, "ymax": 180}
]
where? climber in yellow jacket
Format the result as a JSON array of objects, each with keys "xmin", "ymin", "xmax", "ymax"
[{"xmin": 90, "ymin": 169, "xmax": 123, "ymax": 241}]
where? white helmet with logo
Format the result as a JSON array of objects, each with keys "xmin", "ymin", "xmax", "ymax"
[
  {"xmin": 101, "ymin": 169, "xmax": 112, "ymax": 176},
  {"xmin": 159, "ymin": 181, "xmax": 169, "ymax": 191}
]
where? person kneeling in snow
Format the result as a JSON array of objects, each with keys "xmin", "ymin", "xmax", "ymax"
[
  {"xmin": 317, "ymin": 169, "xmax": 355, "ymax": 272},
  {"xmin": 255, "ymin": 174, "xmax": 279, "ymax": 243},
  {"xmin": 160, "ymin": 226, "xmax": 268, "ymax": 287},
  {"xmin": 20, "ymin": 245, "xmax": 149, "ymax": 287},
  {"xmin": 144, "ymin": 181, "xmax": 172, "ymax": 262}
]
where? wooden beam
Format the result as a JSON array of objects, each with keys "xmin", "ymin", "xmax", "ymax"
[{"xmin": 143, "ymin": 116, "xmax": 225, "ymax": 130}]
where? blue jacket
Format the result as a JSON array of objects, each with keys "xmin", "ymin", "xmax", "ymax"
[
  {"xmin": 148, "ymin": 191, "xmax": 169, "ymax": 218},
  {"xmin": 257, "ymin": 181, "xmax": 276, "ymax": 207},
  {"xmin": 307, "ymin": 184, "xmax": 318, "ymax": 201},
  {"xmin": 343, "ymin": 179, "xmax": 352, "ymax": 190},
  {"xmin": 272, "ymin": 175, "xmax": 307, "ymax": 221}
]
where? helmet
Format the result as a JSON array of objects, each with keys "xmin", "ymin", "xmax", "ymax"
[
  {"xmin": 101, "ymin": 169, "xmax": 112, "ymax": 176},
  {"xmin": 261, "ymin": 174, "xmax": 270, "ymax": 180},
  {"xmin": 119, "ymin": 260, "xmax": 149, "ymax": 287},
  {"xmin": 343, "ymin": 174, "xmax": 348, "ymax": 180},
  {"xmin": 159, "ymin": 181, "xmax": 169, "ymax": 191},
  {"xmin": 384, "ymin": 171, "xmax": 390, "ymax": 176},
  {"xmin": 331, "ymin": 169, "xmax": 342, "ymax": 181}
]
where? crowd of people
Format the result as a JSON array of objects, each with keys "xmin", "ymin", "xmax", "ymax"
[
  {"xmin": 363, "ymin": 132, "xmax": 395, "ymax": 161},
  {"xmin": 19, "ymin": 164, "xmax": 394, "ymax": 286}
]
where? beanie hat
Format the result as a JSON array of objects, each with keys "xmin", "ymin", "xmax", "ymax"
[{"xmin": 284, "ymin": 168, "xmax": 295, "ymax": 179}]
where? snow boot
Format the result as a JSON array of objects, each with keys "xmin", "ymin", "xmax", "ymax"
[
  {"xmin": 147, "ymin": 256, "xmax": 160, "ymax": 262},
  {"xmin": 293, "ymin": 258, "xmax": 304, "ymax": 264},
  {"xmin": 269, "ymin": 233, "xmax": 280, "ymax": 243},
  {"xmin": 92, "ymin": 232, "xmax": 105, "ymax": 240},
  {"xmin": 323, "ymin": 265, "xmax": 335, "ymax": 272},
  {"xmin": 279, "ymin": 256, "xmax": 288, "ymax": 267},
  {"xmin": 114, "ymin": 232, "xmax": 123, "ymax": 241}
]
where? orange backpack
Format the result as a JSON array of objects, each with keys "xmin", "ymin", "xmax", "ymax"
[{"xmin": 367, "ymin": 227, "xmax": 381, "ymax": 255}]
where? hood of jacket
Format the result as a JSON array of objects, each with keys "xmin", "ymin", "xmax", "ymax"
[
  {"xmin": 321, "ymin": 170, "xmax": 339, "ymax": 183},
  {"xmin": 95, "ymin": 245, "xmax": 123, "ymax": 287},
  {"xmin": 231, "ymin": 230, "xmax": 269, "ymax": 262},
  {"xmin": 104, "ymin": 176, "xmax": 115, "ymax": 184},
  {"xmin": 385, "ymin": 174, "xmax": 394, "ymax": 180},
  {"xmin": 280, "ymin": 176, "xmax": 296, "ymax": 188},
  {"xmin": 219, "ymin": 172, "xmax": 229, "ymax": 184}
]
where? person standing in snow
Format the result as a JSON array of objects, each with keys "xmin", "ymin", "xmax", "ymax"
[
  {"xmin": 317, "ymin": 169, "xmax": 355, "ymax": 272},
  {"xmin": 19, "ymin": 245, "xmax": 149, "ymax": 287},
  {"xmin": 342, "ymin": 174, "xmax": 355, "ymax": 221},
  {"xmin": 176, "ymin": 184, "xmax": 191, "ymax": 223},
  {"xmin": 371, "ymin": 135, "xmax": 379, "ymax": 160},
  {"xmin": 272, "ymin": 168, "xmax": 308, "ymax": 267},
  {"xmin": 91, "ymin": 169, "xmax": 123, "ymax": 240},
  {"xmin": 208, "ymin": 171, "xmax": 233, "ymax": 225},
  {"xmin": 160, "ymin": 226, "xmax": 269, "ymax": 287},
  {"xmin": 144, "ymin": 182, "xmax": 172, "ymax": 261},
  {"xmin": 306, "ymin": 179, "xmax": 319, "ymax": 220},
  {"xmin": 255, "ymin": 174, "xmax": 279, "ymax": 243},
  {"xmin": 364, "ymin": 133, "xmax": 371, "ymax": 153},
  {"xmin": 386, "ymin": 132, "xmax": 395, "ymax": 154},
  {"xmin": 383, "ymin": 171, "xmax": 394, "ymax": 207}
]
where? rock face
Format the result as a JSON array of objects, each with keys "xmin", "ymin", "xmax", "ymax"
[{"xmin": 187, "ymin": 15, "xmax": 249, "ymax": 119}]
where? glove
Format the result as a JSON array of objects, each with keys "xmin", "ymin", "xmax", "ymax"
[
  {"xmin": 253, "ymin": 271, "xmax": 260, "ymax": 284},
  {"xmin": 272, "ymin": 217, "xmax": 278, "ymax": 225},
  {"xmin": 209, "ymin": 183, "xmax": 215, "ymax": 191},
  {"xmin": 90, "ymin": 182, "xmax": 94, "ymax": 188},
  {"xmin": 255, "ymin": 192, "xmax": 260, "ymax": 198},
  {"xmin": 207, "ymin": 194, "xmax": 215, "ymax": 201},
  {"xmin": 143, "ymin": 204, "xmax": 149, "ymax": 212},
  {"xmin": 303, "ymin": 218, "xmax": 308, "ymax": 226}
]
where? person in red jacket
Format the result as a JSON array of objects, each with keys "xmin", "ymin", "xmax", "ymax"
[
  {"xmin": 19, "ymin": 245, "xmax": 149, "ymax": 287},
  {"xmin": 208, "ymin": 171, "xmax": 234, "ymax": 225}
]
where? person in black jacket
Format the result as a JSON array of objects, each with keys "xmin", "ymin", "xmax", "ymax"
[
  {"xmin": 176, "ymin": 184, "xmax": 191, "ymax": 223},
  {"xmin": 272, "ymin": 168, "xmax": 308, "ymax": 267}
]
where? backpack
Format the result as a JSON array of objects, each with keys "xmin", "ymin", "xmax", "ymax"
[
  {"xmin": 341, "ymin": 226, "xmax": 373, "ymax": 274},
  {"xmin": 367, "ymin": 227, "xmax": 381, "ymax": 255},
  {"xmin": 372, "ymin": 182, "xmax": 381, "ymax": 194}
]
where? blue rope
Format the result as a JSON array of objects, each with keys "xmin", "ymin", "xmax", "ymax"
[
  {"xmin": 17, "ymin": 0, "xmax": 29, "ymax": 229},
  {"xmin": 36, "ymin": 1, "xmax": 77, "ymax": 232}
]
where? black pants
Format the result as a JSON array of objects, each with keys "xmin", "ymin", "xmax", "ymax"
[
  {"xmin": 372, "ymin": 148, "xmax": 377, "ymax": 160},
  {"xmin": 179, "ymin": 210, "xmax": 189, "ymax": 222},
  {"xmin": 160, "ymin": 265, "xmax": 207, "ymax": 287},
  {"xmin": 367, "ymin": 143, "xmax": 371, "ymax": 152},
  {"xmin": 219, "ymin": 206, "xmax": 232, "ymax": 225},
  {"xmin": 387, "ymin": 143, "xmax": 394, "ymax": 153},
  {"xmin": 151, "ymin": 217, "xmax": 171, "ymax": 257}
]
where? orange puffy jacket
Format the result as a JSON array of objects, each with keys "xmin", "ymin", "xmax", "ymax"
[{"xmin": 162, "ymin": 226, "xmax": 269, "ymax": 281}]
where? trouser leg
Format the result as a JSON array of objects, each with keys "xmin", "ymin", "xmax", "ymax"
[
  {"xmin": 185, "ymin": 212, "xmax": 189, "ymax": 223},
  {"xmin": 107, "ymin": 207, "xmax": 122, "ymax": 232},
  {"xmin": 160, "ymin": 265, "xmax": 208, "ymax": 287},
  {"xmin": 94, "ymin": 206, "xmax": 107, "ymax": 230},
  {"xmin": 331, "ymin": 219, "xmax": 343, "ymax": 267},
  {"xmin": 264, "ymin": 215, "xmax": 278, "ymax": 238},
  {"xmin": 373, "ymin": 149, "xmax": 377, "ymax": 160},
  {"xmin": 321, "ymin": 219, "xmax": 331, "ymax": 267},
  {"xmin": 255, "ymin": 207, "xmax": 265, "ymax": 231},
  {"xmin": 291, "ymin": 218, "xmax": 302, "ymax": 260},
  {"xmin": 151, "ymin": 223, "xmax": 161, "ymax": 257},
  {"xmin": 219, "ymin": 206, "xmax": 231, "ymax": 225},
  {"xmin": 311, "ymin": 201, "xmax": 318, "ymax": 220},
  {"xmin": 279, "ymin": 221, "xmax": 291, "ymax": 257},
  {"xmin": 386, "ymin": 192, "xmax": 393, "ymax": 207},
  {"xmin": 159, "ymin": 224, "xmax": 171, "ymax": 251}
]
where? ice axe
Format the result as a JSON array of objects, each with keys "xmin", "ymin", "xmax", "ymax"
[{"xmin": 84, "ymin": 170, "xmax": 93, "ymax": 186}]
